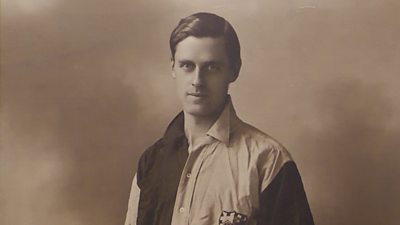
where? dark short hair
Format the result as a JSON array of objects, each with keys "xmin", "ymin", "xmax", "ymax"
[{"xmin": 169, "ymin": 12, "xmax": 241, "ymax": 76}]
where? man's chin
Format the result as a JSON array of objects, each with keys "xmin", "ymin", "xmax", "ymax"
[
  {"xmin": 183, "ymin": 106, "xmax": 214, "ymax": 118},
  {"xmin": 185, "ymin": 110, "xmax": 211, "ymax": 118},
  {"xmin": 182, "ymin": 101, "xmax": 226, "ymax": 118}
]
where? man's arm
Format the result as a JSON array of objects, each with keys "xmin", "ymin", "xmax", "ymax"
[
  {"xmin": 257, "ymin": 161, "xmax": 314, "ymax": 225},
  {"xmin": 124, "ymin": 174, "xmax": 140, "ymax": 225}
]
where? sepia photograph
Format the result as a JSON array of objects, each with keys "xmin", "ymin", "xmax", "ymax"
[{"xmin": 1, "ymin": 1, "xmax": 399, "ymax": 225}]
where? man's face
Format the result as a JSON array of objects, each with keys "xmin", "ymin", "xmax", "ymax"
[{"xmin": 172, "ymin": 36, "xmax": 236, "ymax": 118}]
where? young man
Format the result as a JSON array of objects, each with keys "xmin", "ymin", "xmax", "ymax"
[{"xmin": 124, "ymin": 12, "xmax": 314, "ymax": 225}]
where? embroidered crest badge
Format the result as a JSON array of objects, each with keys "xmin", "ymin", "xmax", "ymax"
[{"xmin": 219, "ymin": 210, "xmax": 248, "ymax": 225}]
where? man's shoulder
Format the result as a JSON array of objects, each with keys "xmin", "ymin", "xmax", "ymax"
[
  {"xmin": 136, "ymin": 137, "xmax": 172, "ymax": 183},
  {"xmin": 232, "ymin": 119, "xmax": 293, "ymax": 161},
  {"xmin": 233, "ymin": 119, "xmax": 296, "ymax": 190},
  {"xmin": 136, "ymin": 138, "xmax": 165, "ymax": 170}
]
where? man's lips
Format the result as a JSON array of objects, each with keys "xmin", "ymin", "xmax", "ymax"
[{"xmin": 187, "ymin": 92, "xmax": 207, "ymax": 97}]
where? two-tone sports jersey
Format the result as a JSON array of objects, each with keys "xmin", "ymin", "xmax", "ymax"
[{"xmin": 124, "ymin": 98, "xmax": 314, "ymax": 225}]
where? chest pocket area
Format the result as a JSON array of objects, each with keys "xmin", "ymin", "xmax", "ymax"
[
  {"xmin": 189, "ymin": 146, "xmax": 259, "ymax": 225},
  {"xmin": 191, "ymin": 174, "xmax": 256, "ymax": 225}
]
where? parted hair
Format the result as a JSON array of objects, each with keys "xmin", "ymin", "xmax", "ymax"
[{"xmin": 169, "ymin": 12, "xmax": 242, "ymax": 77}]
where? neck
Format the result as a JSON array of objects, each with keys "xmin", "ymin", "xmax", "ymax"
[
  {"xmin": 184, "ymin": 112, "xmax": 219, "ymax": 146},
  {"xmin": 183, "ymin": 96, "xmax": 229, "ymax": 145}
]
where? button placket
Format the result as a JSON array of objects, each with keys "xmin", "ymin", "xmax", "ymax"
[
  {"xmin": 171, "ymin": 148, "xmax": 202, "ymax": 225},
  {"xmin": 186, "ymin": 143, "xmax": 220, "ymax": 222},
  {"xmin": 171, "ymin": 141, "xmax": 218, "ymax": 225},
  {"xmin": 181, "ymin": 149, "xmax": 204, "ymax": 215}
]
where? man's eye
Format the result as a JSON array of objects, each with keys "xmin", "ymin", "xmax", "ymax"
[
  {"xmin": 180, "ymin": 63, "xmax": 195, "ymax": 71},
  {"xmin": 207, "ymin": 64, "xmax": 220, "ymax": 72}
]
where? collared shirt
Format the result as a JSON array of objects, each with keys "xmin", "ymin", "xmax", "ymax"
[{"xmin": 125, "ymin": 98, "xmax": 314, "ymax": 225}]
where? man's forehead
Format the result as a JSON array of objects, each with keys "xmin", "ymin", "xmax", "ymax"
[{"xmin": 174, "ymin": 36, "xmax": 228, "ymax": 62}]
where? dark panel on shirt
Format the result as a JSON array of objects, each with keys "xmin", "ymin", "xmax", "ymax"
[
  {"xmin": 136, "ymin": 137, "xmax": 189, "ymax": 225},
  {"xmin": 257, "ymin": 161, "xmax": 314, "ymax": 225}
]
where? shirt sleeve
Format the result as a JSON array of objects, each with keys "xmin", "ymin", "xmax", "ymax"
[
  {"xmin": 256, "ymin": 161, "xmax": 314, "ymax": 225},
  {"xmin": 124, "ymin": 174, "xmax": 140, "ymax": 225}
]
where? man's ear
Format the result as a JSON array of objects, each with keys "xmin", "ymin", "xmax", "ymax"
[
  {"xmin": 171, "ymin": 59, "xmax": 176, "ymax": 78},
  {"xmin": 229, "ymin": 59, "xmax": 241, "ymax": 83}
]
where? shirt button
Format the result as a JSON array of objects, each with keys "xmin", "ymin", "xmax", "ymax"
[
  {"xmin": 186, "ymin": 173, "xmax": 191, "ymax": 178},
  {"xmin": 179, "ymin": 207, "xmax": 185, "ymax": 213}
]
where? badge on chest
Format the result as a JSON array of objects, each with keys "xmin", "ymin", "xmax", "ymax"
[{"xmin": 219, "ymin": 210, "xmax": 248, "ymax": 225}]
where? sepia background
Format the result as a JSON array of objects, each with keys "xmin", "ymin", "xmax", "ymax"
[{"xmin": 1, "ymin": 0, "xmax": 399, "ymax": 225}]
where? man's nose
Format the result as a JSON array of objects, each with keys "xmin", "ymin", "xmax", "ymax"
[{"xmin": 192, "ymin": 68, "xmax": 204, "ymax": 87}]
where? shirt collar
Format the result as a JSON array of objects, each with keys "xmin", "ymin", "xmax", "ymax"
[
  {"xmin": 206, "ymin": 96, "xmax": 234, "ymax": 145},
  {"xmin": 163, "ymin": 96, "xmax": 238, "ymax": 145}
]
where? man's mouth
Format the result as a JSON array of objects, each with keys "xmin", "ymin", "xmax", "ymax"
[{"xmin": 187, "ymin": 92, "xmax": 207, "ymax": 97}]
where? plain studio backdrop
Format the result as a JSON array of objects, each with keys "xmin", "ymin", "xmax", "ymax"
[{"xmin": 1, "ymin": 0, "xmax": 399, "ymax": 225}]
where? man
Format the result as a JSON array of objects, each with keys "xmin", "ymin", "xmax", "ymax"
[{"xmin": 125, "ymin": 12, "xmax": 314, "ymax": 225}]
